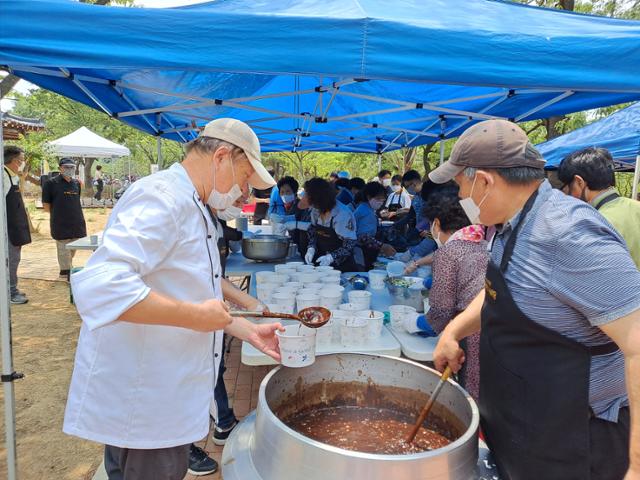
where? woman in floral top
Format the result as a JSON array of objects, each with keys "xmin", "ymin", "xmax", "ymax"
[{"xmin": 422, "ymin": 189, "xmax": 489, "ymax": 400}]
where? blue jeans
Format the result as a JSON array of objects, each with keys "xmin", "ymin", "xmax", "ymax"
[{"xmin": 214, "ymin": 336, "xmax": 236, "ymax": 429}]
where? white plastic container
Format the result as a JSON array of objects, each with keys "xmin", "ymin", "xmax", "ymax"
[
  {"xmin": 298, "ymin": 272, "xmax": 321, "ymax": 284},
  {"xmin": 356, "ymin": 310, "xmax": 384, "ymax": 339},
  {"xmin": 272, "ymin": 273, "xmax": 291, "ymax": 284},
  {"xmin": 272, "ymin": 292, "xmax": 296, "ymax": 314},
  {"xmin": 283, "ymin": 281, "xmax": 302, "ymax": 292},
  {"xmin": 256, "ymin": 283, "xmax": 279, "ymax": 303},
  {"xmin": 314, "ymin": 266, "xmax": 335, "ymax": 273},
  {"xmin": 319, "ymin": 289, "xmax": 343, "ymax": 309},
  {"xmin": 338, "ymin": 302, "xmax": 362, "ymax": 312},
  {"xmin": 340, "ymin": 317, "xmax": 368, "ymax": 347},
  {"xmin": 368, "ymin": 270, "xmax": 387, "ymax": 290},
  {"xmin": 286, "ymin": 261, "xmax": 304, "ymax": 269},
  {"xmin": 274, "ymin": 264, "xmax": 297, "ymax": 275},
  {"xmin": 256, "ymin": 271, "xmax": 279, "ymax": 285},
  {"xmin": 296, "ymin": 264, "xmax": 316, "ymax": 273},
  {"xmin": 276, "ymin": 325, "xmax": 317, "ymax": 367},
  {"xmin": 315, "ymin": 319, "xmax": 334, "ymax": 348},
  {"xmin": 348, "ymin": 290, "xmax": 372, "ymax": 310},
  {"xmin": 296, "ymin": 293, "xmax": 320, "ymax": 311},
  {"xmin": 389, "ymin": 305, "xmax": 418, "ymax": 331},
  {"xmin": 319, "ymin": 275, "xmax": 341, "ymax": 285},
  {"xmin": 305, "ymin": 282, "xmax": 324, "ymax": 291}
]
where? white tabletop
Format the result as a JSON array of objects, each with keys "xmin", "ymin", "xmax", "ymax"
[
  {"xmin": 241, "ymin": 271, "xmax": 439, "ymax": 365},
  {"xmin": 65, "ymin": 231, "xmax": 103, "ymax": 251}
]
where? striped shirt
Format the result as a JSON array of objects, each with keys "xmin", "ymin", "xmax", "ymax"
[{"xmin": 491, "ymin": 180, "xmax": 640, "ymax": 421}]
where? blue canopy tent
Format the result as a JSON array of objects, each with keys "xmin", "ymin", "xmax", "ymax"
[
  {"xmin": 1, "ymin": 0, "xmax": 640, "ymax": 154},
  {"xmin": 1, "ymin": 1, "xmax": 640, "ymax": 478},
  {"xmin": 538, "ymin": 102, "xmax": 640, "ymax": 199}
]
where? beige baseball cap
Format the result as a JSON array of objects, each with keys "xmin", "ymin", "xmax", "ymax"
[
  {"xmin": 199, "ymin": 118, "xmax": 275, "ymax": 189},
  {"xmin": 428, "ymin": 119, "xmax": 546, "ymax": 184}
]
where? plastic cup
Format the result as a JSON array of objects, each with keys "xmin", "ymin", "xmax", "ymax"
[
  {"xmin": 272, "ymin": 273, "xmax": 290, "ymax": 284},
  {"xmin": 305, "ymin": 282, "xmax": 324, "ymax": 291},
  {"xmin": 339, "ymin": 302, "xmax": 362, "ymax": 312},
  {"xmin": 389, "ymin": 305, "xmax": 418, "ymax": 331},
  {"xmin": 276, "ymin": 324, "xmax": 317, "ymax": 367},
  {"xmin": 256, "ymin": 271, "xmax": 278, "ymax": 285},
  {"xmin": 340, "ymin": 317, "xmax": 368, "ymax": 347},
  {"xmin": 357, "ymin": 310, "xmax": 384, "ymax": 339},
  {"xmin": 274, "ymin": 265, "xmax": 297, "ymax": 275},
  {"xmin": 296, "ymin": 264, "xmax": 316, "ymax": 273},
  {"xmin": 320, "ymin": 290, "xmax": 343, "ymax": 309},
  {"xmin": 348, "ymin": 290, "xmax": 372, "ymax": 310},
  {"xmin": 386, "ymin": 260, "xmax": 406, "ymax": 277},
  {"xmin": 368, "ymin": 270, "xmax": 387, "ymax": 290},
  {"xmin": 319, "ymin": 275, "xmax": 341, "ymax": 285},
  {"xmin": 315, "ymin": 318, "xmax": 334, "ymax": 348},
  {"xmin": 256, "ymin": 283, "xmax": 278, "ymax": 303},
  {"xmin": 272, "ymin": 292, "xmax": 296, "ymax": 313},
  {"xmin": 296, "ymin": 293, "xmax": 320, "ymax": 311},
  {"xmin": 314, "ymin": 266, "xmax": 335, "ymax": 273},
  {"xmin": 298, "ymin": 272, "xmax": 321, "ymax": 284},
  {"xmin": 286, "ymin": 261, "xmax": 304, "ymax": 268},
  {"xmin": 283, "ymin": 281, "xmax": 302, "ymax": 292}
]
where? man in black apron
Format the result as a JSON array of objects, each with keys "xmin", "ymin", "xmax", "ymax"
[
  {"xmin": 42, "ymin": 158, "xmax": 87, "ymax": 280},
  {"xmin": 428, "ymin": 120, "xmax": 640, "ymax": 480},
  {"xmin": 3, "ymin": 146, "xmax": 32, "ymax": 304}
]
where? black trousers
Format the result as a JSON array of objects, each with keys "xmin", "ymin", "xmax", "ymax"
[
  {"xmin": 104, "ymin": 444, "xmax": 189, "ymax": 480},
  {"xmin": 590, "ymin": 406, "xmax": 629, "ymax": 480}
]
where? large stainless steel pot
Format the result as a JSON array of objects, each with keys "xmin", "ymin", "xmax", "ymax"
[
  {"xmin": 242, "ymin": 234, "xmax": 290, "ymax": 262},
  {"xmin": 222, "ymin": 353, "xmax": 482, "ymax": 480}
]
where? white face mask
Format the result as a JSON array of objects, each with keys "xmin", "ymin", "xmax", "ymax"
[
  {"xmin": 369, "ymin": 198, "xmax": 384, "ymax": 211},
  {"xmin": 217, "ymin": 205, "xmax": 243, "ymax": 221},
  {"xmin": 382, "ymin": 178, "xmax": 391, "ymax": 187},
  {"xmin": 459, "ymin": 174, "xmax": 489, "ymax": 225},
  {"xmin": 430, "ymin": 223, "xmax": 443, "ymax": 248},
  {"xmin": 18, "ymin": 162, "xmax": 25, "ymax": 172},
  {"xmin": 281, "ymin": 194, "xmax": 295, "ymax": 205},
  {"xmin": 391, "ymin": 184, "xmax": 401, "ymax": 193},
  {"xmin": 207, "ymin": 157, "xmax": 242, "ymax": 211}
]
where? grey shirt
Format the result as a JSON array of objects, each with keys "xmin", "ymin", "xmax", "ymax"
[{"xmin": 491, "ymin": 180, "xmax": 640, "ymax": 421}]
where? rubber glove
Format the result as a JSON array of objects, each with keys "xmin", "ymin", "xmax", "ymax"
[
  {"xmin": 304, "ymin": 247, "xmax": 316, "ymax": 265},
  {"xmin": 317, "ymin": 254, "xmax": 333, "ymax": 267},
  {"xmin": 269, "ymin": 213, "xmax": 284, "ymax": 224}
]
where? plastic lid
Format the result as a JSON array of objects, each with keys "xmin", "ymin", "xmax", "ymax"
[{"xmin": 386, "ymin": 261, "xmax": 405, "ymax": 277}]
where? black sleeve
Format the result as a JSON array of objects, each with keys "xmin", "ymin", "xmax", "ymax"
[{"xmin": 42, "ymin": 179, "xmax": 53, "ymax": 203}]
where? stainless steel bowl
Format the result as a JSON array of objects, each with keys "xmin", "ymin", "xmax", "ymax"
[
  {"xmin": 386, "ymin": 276, "xmax": 429, "ymax": 312},
  {"xmin": 223, "ymin": 353, "xmax": 481, "ymax": 480},
  {"xmin": 241, "ymin": 234, "xmax": 290, "ymax": 262}
]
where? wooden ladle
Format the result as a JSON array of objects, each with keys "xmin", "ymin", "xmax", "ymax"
[
  {"xmin": 229, "ymin": 306, "xmax": 331, "ymax": 328},
  {"xmin": 406, "ymin": 366, "xmax": 453, "ymax": 444}
]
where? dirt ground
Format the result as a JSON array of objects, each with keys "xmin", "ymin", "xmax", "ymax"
[
  {"xmin": 0, "ymin": 202, "xmax": 266, "ymax": 480},
  {"xmin": 0, "ymin": 203, "xmax": 109, "ymax": 480}
]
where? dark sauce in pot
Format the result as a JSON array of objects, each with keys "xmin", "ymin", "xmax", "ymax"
[{"xmin": 282, "ymin": 405, "xmax": 453, "ymax": 454}]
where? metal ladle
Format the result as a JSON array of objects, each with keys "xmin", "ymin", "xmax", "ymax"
[{"xmin": 229, "ymin": 306, "xmax": 331, "ymax": 328}]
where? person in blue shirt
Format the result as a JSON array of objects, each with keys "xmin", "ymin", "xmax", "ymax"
[
  {"xmin": 349, "ymin": 177, "xmax": 366, "ymax": 204},
  {"xmin": 304, "ymin": 178, "xmax": 359, "ymax": 272},
  {"xmin": 353, "ymin": 182, "xmax": 397, "ymax": 269},
  {"xmin": 335, "ymin": 177, "xmax": 355, "ymax": 209},
  {"xmin": 267, "ymin": 184, "xmax": 283, "ymax": 217}
]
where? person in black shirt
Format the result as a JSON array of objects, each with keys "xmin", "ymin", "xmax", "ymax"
[
  {"xmin": 42, "ymin": 158, "xmax": 87, "ymax": 280},
  {"xmin": 250, "ymin": 169, "xmax": 275, "ymax": 225},
  {"xmin": 3, "ymin": 146, "xmax": 31, "ymax": 304}
]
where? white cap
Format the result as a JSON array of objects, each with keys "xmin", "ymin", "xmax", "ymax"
[{"xmin": 199, "ymin": 118, "xmax": 275, "ymax": 189}]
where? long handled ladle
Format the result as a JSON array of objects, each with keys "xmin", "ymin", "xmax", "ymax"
[
  {"xmin": 229, "ymin": 306, "xmax": 331, "ymax": 329},
  {"xmin": 406, "ymin": 366, "xmax": 453, "ymax": 444}
]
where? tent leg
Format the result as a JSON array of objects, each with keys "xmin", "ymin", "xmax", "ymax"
[
  {"xmin": 0, "ymin": 111, "xmax": 20, "ymax": 480},
  {"xmin": 439, "ymin": 140, "xmax": 445, "ymax": 165},
  {"xmin": 632, "ymin": 155, "xmax": 640, "ymax": 201},
  {"xmin": 157, "ymin": 137, "xmax": 163, "ymax": 170},
  {"xmin": 376, "ymin": 153, "xmax": 382, "ymax": 172}
]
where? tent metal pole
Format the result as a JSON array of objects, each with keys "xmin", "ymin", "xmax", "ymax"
[
  {"xmin": 632, "ymin": 155, "xmax": 639, "ymax": 200},
  {"xmin": 157, "ymin": 137, "xmax": 163, "ymax": 170},
  {"xmin": 377, "ymin": 154, "xmax": 382, "ymax": 171},
  {"xmin": 440, "ymin": 139, "xmax": 445, "ymax": 165},
  {"xmin": 514, "ymin": 90, "xmax": 574, "ymax": 122},
  {"xmin": 0, "ymin": 110, "xmax": 20, "ymax": 480}
]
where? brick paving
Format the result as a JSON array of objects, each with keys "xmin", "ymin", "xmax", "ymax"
[{"xmin": 184, "ymin": 340, "xmax": 273, "ymax": 480}]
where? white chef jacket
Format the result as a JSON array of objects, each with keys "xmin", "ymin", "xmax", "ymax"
[{"xmin": 64, "ymin": 163, "xmax": 224, "ymax": 449}]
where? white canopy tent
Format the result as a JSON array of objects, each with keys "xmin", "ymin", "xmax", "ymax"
[
  {"xmin": 46, "ymin": 126, "xmax": 130, "ymax": 158},
  {"xmin": 47, "ymin": 127, "xmax": 131, "ymax": 180}
]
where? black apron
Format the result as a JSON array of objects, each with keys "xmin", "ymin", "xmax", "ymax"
[
  {"xmin": 386, "ymin": 192, "xmax": 403, "ymax": 212},
  {"xmin": 480, "ymin": 189, "xmax": 623, "ymax": 480},
  {"xmin": 314, "ymin": 217, "xmax": 359, "ymax": 273},
  {"xmin": 4, "ymin": 167, "xmax": 31, "ymax": 246}
]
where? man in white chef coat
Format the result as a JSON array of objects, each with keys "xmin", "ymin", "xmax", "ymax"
[{"xmin": 64, "ymin": 118, "xmax": 282, "ymax": 480}]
